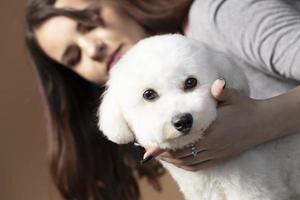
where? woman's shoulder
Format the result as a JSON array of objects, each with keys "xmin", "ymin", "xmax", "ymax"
[
  {"xmin": 189, "ymin": 0, "xmax": 300, "ymax": 82},
  {"xmin": 188, "ymin": 0, "xmax": 227, "ymax": 51}
]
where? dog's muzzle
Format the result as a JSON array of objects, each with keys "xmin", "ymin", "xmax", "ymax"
[{"xmin": 171, "ymin": 113, "xmax": 193, "ymax": 134}]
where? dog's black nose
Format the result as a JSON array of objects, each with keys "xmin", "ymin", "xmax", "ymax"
[{"xmin": 171, "ymin": 113, "xmax": 193, "ymax": 134}]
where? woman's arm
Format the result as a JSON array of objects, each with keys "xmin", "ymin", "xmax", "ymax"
[{"xmin": 143, "ymin": 80, "xmax": 300, "ymax": 170}]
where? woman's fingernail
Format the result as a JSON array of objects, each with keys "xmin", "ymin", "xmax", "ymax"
[
  {"xmin": 140, "ymin": 156, "xmax": 154, "ymax": 165},
  {"xmin": 217, "ymin": 78, "xmax": 226, "ymax": 89}
]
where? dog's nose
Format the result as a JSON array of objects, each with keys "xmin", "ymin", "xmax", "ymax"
[{"xmin": 171, "ymin": 113, "xmax": 193, "ymax": 134}]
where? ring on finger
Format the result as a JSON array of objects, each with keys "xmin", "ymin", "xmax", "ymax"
[{"xmin": 191, "ymin": 145, "xmax": 198, "ymax": 157}]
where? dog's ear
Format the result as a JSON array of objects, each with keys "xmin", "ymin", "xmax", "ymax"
[{"xmin": 98, "ymin": 88, "xmax": 134, "ymax": 144}]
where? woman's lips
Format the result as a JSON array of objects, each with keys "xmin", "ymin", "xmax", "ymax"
[{"xmin": 107, "ymin": 45, "xmax": 123, "ymax": 72}]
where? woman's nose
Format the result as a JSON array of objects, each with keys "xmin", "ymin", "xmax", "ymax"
[{"xmin": 77, "ymin": 36, "xmax": 107, "ymax": 62}]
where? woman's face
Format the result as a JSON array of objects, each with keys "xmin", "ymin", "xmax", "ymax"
[{"xmin": 35, "ymin": 0, "xmax": 149, "ymax": 85}]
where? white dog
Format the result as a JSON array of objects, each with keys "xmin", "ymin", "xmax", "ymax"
[{"xmin": 98, "ymin": 34, "xmax": 300, "ymax": 200}]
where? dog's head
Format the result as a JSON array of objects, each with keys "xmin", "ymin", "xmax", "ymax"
[{"xmin": 98, "ymin": 34, "xmax": 225, "ymax": 149}]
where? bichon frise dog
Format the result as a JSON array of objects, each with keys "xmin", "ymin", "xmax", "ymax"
[{"xmin": 98, "ymin": 34, "xmax": 300, "ymax": 200}]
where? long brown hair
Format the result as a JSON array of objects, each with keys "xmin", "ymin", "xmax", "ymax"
[{"xmin": 24, "ymin": 0, "xmax": 193, "ymax": 200}]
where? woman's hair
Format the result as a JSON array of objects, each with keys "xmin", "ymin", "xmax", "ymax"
[{"xmin": 24, "ymin": 0, "xmax": 193, "ymax": 200}]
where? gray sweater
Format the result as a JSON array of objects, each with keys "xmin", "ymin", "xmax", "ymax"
[{"xmin": 189, "ymin": 0, "xmax": 300, "ymax": 99}]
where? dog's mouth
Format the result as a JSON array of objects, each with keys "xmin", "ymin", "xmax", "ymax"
[
  {"xmin": 159, "ymin": 128, "xmax": 204, "ymax": 150},
  {"xmin": 164, "ymin": 131, "xmax": 192, "ymax": 142}
]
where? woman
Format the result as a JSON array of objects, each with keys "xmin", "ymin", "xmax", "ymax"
[
  {"xmin": 25, "ymin": 0, "xmax": 192, "ymax": 200},
  {"xmin": 25, "ymin": 0, "xmax": 300, "ymax": 199}
]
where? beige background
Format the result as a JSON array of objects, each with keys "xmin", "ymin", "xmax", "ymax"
[{"xmin": 0, "ymin": 0, "xmax": 183, "ymax": 199}]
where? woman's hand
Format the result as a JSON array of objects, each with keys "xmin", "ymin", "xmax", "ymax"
[{"xmin": 143, "ymin": 79, "xmax": 279, "ymax": 171}]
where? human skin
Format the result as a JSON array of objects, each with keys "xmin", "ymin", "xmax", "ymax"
[
  {"xmin": 35, "ymin": 0, "xmax": 149, "ymax": 85},
  {"xmin": 35, "ymin": 0, "xmax": 300, "ymax": 171}
]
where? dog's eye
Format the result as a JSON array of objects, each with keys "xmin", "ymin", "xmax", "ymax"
[
  {"xmin": 184, "ymin": 77, "xmax": 198, "ymax": 91},
  {"xmin": 143, "ymin": 89, "xmax": 159, "ymax": 101}
]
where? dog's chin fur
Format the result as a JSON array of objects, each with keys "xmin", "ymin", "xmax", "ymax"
[{"xmin": 161, "ymin": 130, "xmax": 205, "ymax": 150}]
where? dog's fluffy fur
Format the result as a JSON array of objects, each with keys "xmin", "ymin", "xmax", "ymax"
[{"xmin": 98, "ymin": 34, "xmax": 300, "ymax": 200}]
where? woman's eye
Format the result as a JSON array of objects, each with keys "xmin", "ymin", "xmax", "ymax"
[
  {"xmin": 143, "ymin": 89, "xmax": 159, "ymax": 101},
  {"xmin": 184, "ymin": 77, "xmax": 198, "ymax": 91},
  {"xmin": 64, "ymin": 45, "xmax": 81, "ymax": 67},
  {"xmin": 77, "ymin": 23, "xmax": 96, "ymax": 33},
  {"xmin": 77, "ymin": 7, "xmax": 104, "ymax": 33}
]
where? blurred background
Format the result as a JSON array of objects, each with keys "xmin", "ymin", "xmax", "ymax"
[{"xmin": 0, "ymin": 0, "xmax": 183, "ymax": 199}]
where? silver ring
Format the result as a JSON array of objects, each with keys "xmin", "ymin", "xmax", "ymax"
[{"xmin": 191, "ymin": 145, "xmax": 198, "ymax": 157}]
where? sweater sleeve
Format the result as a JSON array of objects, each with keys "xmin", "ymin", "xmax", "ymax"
[{"xmin": 189, "ymin": 0, "xmax": 300, "ymax": 81}]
